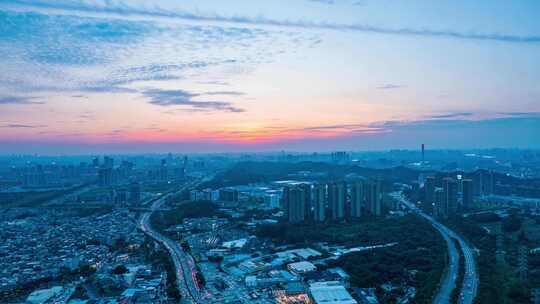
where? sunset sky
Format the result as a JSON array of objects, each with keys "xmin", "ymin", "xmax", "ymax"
[{"xmin": 1, "ymin": 0, "xmax": 539, "ymax": 154}]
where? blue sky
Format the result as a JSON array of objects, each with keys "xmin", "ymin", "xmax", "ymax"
[{"xmin": 0, "ymin": 0, "xmax": 539, "ymax": 154}]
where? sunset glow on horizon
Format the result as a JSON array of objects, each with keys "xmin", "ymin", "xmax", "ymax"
[{"xmin": 1, "ymin": 0, "xmax": 540, "ymax": 154}]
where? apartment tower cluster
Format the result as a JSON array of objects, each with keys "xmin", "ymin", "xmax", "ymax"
[{"xmin": 283, "ymin": 180, "xmax": 383, "ymax": 224}]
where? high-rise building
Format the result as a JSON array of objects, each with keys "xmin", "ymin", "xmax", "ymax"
[
  {"xmin": 443, "ymin": 177, "xmax": 458, "ymax": 215},
  {"xmin": 175, "ymin": 166, "xmax": 186, "ymax": 180},
  {"xmin": 263, "ymin": 194, "xmax": 280, "ymax": 209},
  {"xmin": 472, "ymin": 170, "xmax": 495, "ymax": 197},
  {"xmin": 287, "ymin": 186, "xmax": 307, "ymax": 223},
  {"xmin": 313, "ymin": 183, "xmax": 326, "ymax": 222},
  {"xmin": 434, "ymin": 188, "xmax": 444, "ymax": 217},
  {"xmin": 103, "ymin": 156, "xmax": 114, "ymax": 169},
  {"xmin": 190, "ymin": 189, "xmax": 202, "ymax": 201},
  {"xmin": 219, "ymin": 188, "xmax": 239, "ymax": 202},
  {"xmin": 299, "ymin": 184, "xmax": 312, "ymax": 221},
  {"xmin": 472, "ymin": 170, "xmax": 483, "ymax": 196},
  {"xmin": 462, "ymin": 179, "xmax": 473, "ymax": 210},
  {"xmin": 421, "ymin": 144, "xmax": 425, "ymax": 164},
  {"xmin": 129, "ymin": 182, "xmax": 141, "ymax": 205},
  {"xmin": 117, "ymin": 161, "xmax": 134, "ymax": 181},
  {"xmin": 190, "ymin": 189, "xmax": 217, "ymax": 202},
  {"xmin": 424, "ymin": 176, "xmax": 436, "ymax": 206},
  {"xmin": 113, "ymin": 189, "xmax": 128, "ymax": 206},
  {"xmin": 183, "ymin": 156, "xmax": 188, "ymax": 172},
  {"xmin": 98, "ymin": 168, "xmax": 113, "ymax": 187},
  {"xmin": 23, "ymin": 165, "xmax": 46, "ymax": 188},
  {"xmin": 350, "ymin": 181, "xmax": 363, "ymax": 218},
  {"xmin": 331, "ymin": 151, "xmax": 350, "ymax": 163},
  {"xmin": 365, "ymin": 181, "xmax": 382, "ymax": 216},
  {"xmin": 485, "ymin": 170, "xmax": 494, "ymax": 195},
  {"xmin": 159, "ymin": 159, "xmax": 168, "ymax": 181},
  {"xmin": 282, "ymin": 186, "xmax": 290, "ymax": 215},
  {"xmin": 328, "ymin": 182, "xmax": 346, "ymax": 221}
]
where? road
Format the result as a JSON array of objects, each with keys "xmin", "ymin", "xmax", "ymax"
[
  {"xmin": 450, "ymin": 226, "xmax": 478, "ymax": 304},
  {"xmin": 391, "ymin": 192, "xmax": 478, "ymax": 304},
  {"xmin": 139, "ymin": 179, "xmax": 206, "ymax": 304}
]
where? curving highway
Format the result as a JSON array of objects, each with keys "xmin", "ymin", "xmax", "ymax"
[
  {"xmin": 447, "ymin": 224, "xmax": 478, "ymax": 304},
  {"xmin": 139, "ymin": 181, "xmax": 205, "ymax": 304},
  {"xmin": 391, "ymin": 192, "xmax": 478, "ymax": 304}
]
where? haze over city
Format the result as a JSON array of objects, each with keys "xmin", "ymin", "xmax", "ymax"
[
  {"xmin": 1, "ymin": 0, "xmax": 539, "ymax": 154},
  {"xmin": 2, "ymin": 2, "xmax": 540, "ymax": 304}
]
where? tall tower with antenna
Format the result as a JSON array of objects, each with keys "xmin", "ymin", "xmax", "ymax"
[{"xmin": 421, "ymin": 144, "xmax": 425, "ymax": 164}]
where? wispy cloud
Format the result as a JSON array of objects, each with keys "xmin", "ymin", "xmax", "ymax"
[
  {"xmin": 308, "ymin": 0, "xmax": 365, "ymax": 6},
  {"xmin": 308, "ymin": 0, "xmax": 336, "ymax": 4},
  {"xmin": 204, "ymin": 91, "xmax": 245, "ymax": 96},
  {"xmin": 302, "ymin": 123, "xmax": 374, "ymax": 131},
  {"xmin": 0, "ymin": 123, "xmax": 47, "ymax": 128},
  {"xmin": 427, "ymin": 112, "xmax": 474, "ymax": 119},
  {"xmin": 76, "ymin": 112, "xmax": 97, "ymax": 122},
  {"xmin": 0, "ymin": 96, "xmax": 44, "ymax": 105},
  {"xmin": 296, "ymin": 113, "xmax": 540, "ymax": 137},
  {"xmin": 144, "ymin": 126, "xmax": 167, "ymax": 132},
  {"xmin": 198, "ymin": 80, "xmax": 230, "ymax": 86},
  {"xmin": 142, "ymin": 89, "xmax": 245, "ymax": 113},
  {"xmin": 79, "ymin": 86, "xmax": 138, "ymax": 94},
  {"xmin": 0, "ymin": 7, "xmax": 309, "ymax": 97},
  {"xmin": 0, "ymin": 9, "xmax": 152, "ymax": 66},
  {"xmin": 377, "ymin": 84, "xmax": 404, "ymax": 90},
  {"xmin": 498, "ymin": 111, "xmax": 540, "ymax": 117},
  {"xmin": 5, "ymin": 0, "xmax": 540, "ymax": 43},
  {"xmin": 276, "ymin": 123, "xmax": 390, "ymax": 136},
  {"xmin": 103, "ymin": 129, "xmax": 127, "ymax": 136}
]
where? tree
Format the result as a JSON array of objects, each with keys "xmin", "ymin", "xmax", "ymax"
[
  {"xmin": 196, "ymin": 271, "xmax": 206, "ymax": 287},
  {"xmin": 112, "ymin": 264, "xmax": 128, "ymax": 275},
  {"xmin": 112, "ymin": 236, "xmax": 127, "ymax": 252},
  {"xmin": 181, "ymin": 241, "xmax": 190, "ymax": 252},
  {"xmin": 502, "ymin": 215, "xmax": 522, "ymax": 233},
  {"xmin": 78, "ymin": 264, "xmax": 96, "ymax": 277},
  {"xmin": 518, "ymin": 230, "xmax": 528, "ymax": 243},
  {"xmin": 507, "ymin": 281, "xmax": 529, "ymax": 303},
  {"xmin": 167, "ymin": 285, "xmax": 181, "ymax": 300}
]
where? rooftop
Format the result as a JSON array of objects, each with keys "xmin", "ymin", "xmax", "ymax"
[{"xmin": 309, "ymin": 281, "xmax": 357, "ymax": 304}]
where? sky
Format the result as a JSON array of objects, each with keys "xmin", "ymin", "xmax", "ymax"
[{"xmin": 0, "ymin": 0, "xmax": 539, "ymax": 154}]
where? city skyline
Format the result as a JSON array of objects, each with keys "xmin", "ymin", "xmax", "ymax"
[{"xmin": 1, "ymin": 0, "xmax": 540, "ymax": 154}]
